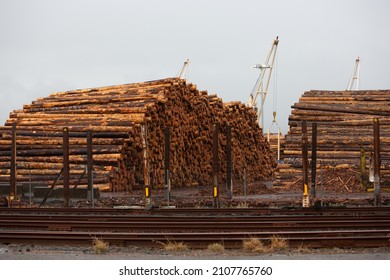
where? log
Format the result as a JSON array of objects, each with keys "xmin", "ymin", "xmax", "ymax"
[
  {"xmin": 276, "ymin": 89, "xmax": 390, "ymax": 189},
  {"xmin": 0, "ymin": 78, "xmax": 276, "ymax": 190}
]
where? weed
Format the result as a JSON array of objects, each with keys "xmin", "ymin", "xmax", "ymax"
[
  {"xmin": 207, "ymin": 242, "xmax": 225, "ymax": 253},
  {"xmin": 242, "ymin": 237, "xmax": 269, "ymax": 253},
  {"xmin": 234, "ymin": 202, "xmax": 248, "ymax": 208},
  {"xmin": 91, "ymin": 236, "xmax": 109, "ymax": 254},
  {"xmin": 270, "ymin": 235, "xmax": 289, "ymax": 250},
  {"xmin": 157, "ymin": 240, "xmax": 189, "ymax": 251},
  {"xmin": 295, "ymin": 243, "xmax": 311, "ymax": 254}
]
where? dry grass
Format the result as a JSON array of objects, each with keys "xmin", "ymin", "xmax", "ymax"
[
  {"xmin": 242, "ymin": 237, "xmax": 269, "ymax": 253},
  {"xmin": 158, "ymin": 240, "xmax": 189, "ymax": 252},
  {"xmin": 243, "ymin": 236, "xmax": 289, "ymax": 253},
  {"xmin": 207, "ymin": 242, "xmax": 225, "ymax": 253},
  {"xmin": 92, "ymin": 236, "xmax": 109, "ymax": 254},
  {"xmin": 270, "ymin": 235, "xmax": 289, "ymax": 250},
  {"xmin": 295, "ymin": 243, "xmax": 311, "ymax": 254},
  {"xmin": 234, "ymin": 202, "xmax": 248, "ymax": 208}
]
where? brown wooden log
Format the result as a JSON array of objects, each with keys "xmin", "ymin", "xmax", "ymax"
[{"xmin": 0, "ymin": 77, "xmax": 276, "ymax": 191}]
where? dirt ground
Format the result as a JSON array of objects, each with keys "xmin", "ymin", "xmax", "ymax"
[{"xmin": 0, "ymin": 243, "xmax": 389, "ymax": 260}]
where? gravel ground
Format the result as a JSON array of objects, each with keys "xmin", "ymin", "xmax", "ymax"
[{"xmin": 0, "ymin": 244, "xmax": 389, "ymax": 260}]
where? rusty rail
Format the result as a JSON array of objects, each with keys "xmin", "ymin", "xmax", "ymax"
[{"xmin": 0, "ymin": 207, "xmax": 389, "ymax": 248}]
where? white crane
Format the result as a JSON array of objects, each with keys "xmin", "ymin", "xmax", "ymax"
[
  {"xmin": 346, "ymin": 57, "xmax": 361, "ymax": 90},
  {"xmin": 247, "ymin": 36, "xmax": 279, "ymax": 128},
  {"xmin": 177, "ymin": 59, "xmax": 190, "ymax": 79}
]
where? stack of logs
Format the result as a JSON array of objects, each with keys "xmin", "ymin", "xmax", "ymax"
[
  {"xmin": 0, "ymin": 78, "xmax": 276, "ymax": 191},
  {"xmin": 275, "ymin": 89, "xmax": 390, "ymax": 189}
]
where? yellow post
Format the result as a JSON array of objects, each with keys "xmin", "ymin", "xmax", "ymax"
[{"xmin": 213, "ymin": 186, "xmax": 218, "ymax": 198}]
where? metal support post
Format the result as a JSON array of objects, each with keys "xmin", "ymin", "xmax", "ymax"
[
  {"xmin": 360, "ymin": 147, "xmax": 368, "ymax": 189},
  {"xmin": 243, "ymin": 167, "xmax": 247, "ymax": 207},
  {"xmin": 164, "ymin": 127, "xmax": 171, "ymax": 206},
  {"xmin": 10, "ymin": 123, "xmax": 17, "ymax": 202},
  {"xmin": 277, "ymin": 127, "xmax": 281, "ymax": 162},
  {"xmin": 141, "ymin": 124, "xmax": 151, "ymax": 209},
  {"xmin": 212, "ymin": 123, "xmax": 220, "ymax": 208},
  {"xmin": 301, "ymin": 121, "xmax": 309, "ymax": 207},
  {"xmin": 87, "ymin": 131, "xmax": 94, "ymax": 207},
  {"xmin": 373, "ymin": 118, "xmax": 381, "ymax": 206},
  {"xmin": 310, "ymin": 122, "xmax": 317, "ymax": 198},
  {"xmin": 63, "ymin": 127, "xmax": 70, "ymax": 207},
  {"xmin": 226, "ymin": 126, "xmax": 233, "ymax": 200},
  {"xmin": 28, "ymin": 164, "xmax": 32, "ymax": 208}
]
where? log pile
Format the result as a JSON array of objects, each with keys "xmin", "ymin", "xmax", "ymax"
[
  {"xmin": 275, "ymin": 89, "xmax": 390, "ymax": 189},
  {"xmin": 0, "ymin": 78, "xmax": 276, "ymax": 191}
]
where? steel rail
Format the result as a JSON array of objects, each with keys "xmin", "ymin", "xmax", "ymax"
[
  {"xmin": 1, "ymin": 206, "xmax": 390, "ymax": 216},
  {"xmin": 1, "ymin": 218, "xmax": 390, "ymax": 232},
  {"xmin": 0, "ymin": 229, "xmax": 388, "ymax": 248},
  {"xmin": 0, "ymin": 206, "xmax": 389, "ymax": 248}
]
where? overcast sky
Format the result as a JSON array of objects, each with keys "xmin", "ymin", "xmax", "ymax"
[{"xmin": 0, "ymin": 0, "xmax": 389, "ymax": 132}]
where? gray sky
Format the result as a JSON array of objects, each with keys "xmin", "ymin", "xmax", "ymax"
[{"xmin": 0, "ymin": 0, "xmax": 389, "ymax": 133}]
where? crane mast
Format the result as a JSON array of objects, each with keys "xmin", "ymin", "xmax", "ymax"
[
  {"xmin": 346, "ymin": 57, "xmax": 360, "ymax": 90},
  {"xmin": 247, "ymin": 36, "xmax": 279, "ymax": 128},
  {"xmin": 177, "ymin": 59, "xmax": 190, "ymax": 79}
]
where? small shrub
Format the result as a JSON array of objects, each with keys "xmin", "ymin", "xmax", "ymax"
[
  {"xmin": 162, "ymin": 240, "xmax": 189, "ymax": 252},
  {"xmin": 207, "ymin": 242, "xmax": 225, "ymax": 253},
  {"xmin": 234, "ymin": 202, "xmax": 248, "ymax": 208},
  {"xmin": 270, "ymin": 235, "xmax": 289, "ymax": 250},
  {"xmin": 92, "ymin": 237, "xmax": 109, "ymax": 254},
  {"xmin": 242, "ymin": 237, "xmax": 269, "ymax": 253},
  {"xmin": 295, "ymin": 244, "xmax": 311, "ymax": 254}
]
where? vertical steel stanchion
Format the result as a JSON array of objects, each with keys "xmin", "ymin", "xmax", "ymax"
[
  {"xmin": 10, "ymin": 123, "xmax": 17, "ymax": 203},
  {"xmin": 310, "ymin": 122, "xmax": 317, "ymax": 198},
  {"xmin": 164, "ymin": 127, "xmax": 171, "ymax": 206},
  {"xmin": 87, "ymin": 130, "xmax": 94, "ymax": 207},
  {"xmin": 63, "ymin": 127, "xmax": 70, "ymax": 208},
  {"xmin": 28, "ymin": 164, "xmax": 32, "ymax": 208},
  {"xmin": 243, "ymin": 167, "xmax": 247, "ymax": 207},
  {"xmin": 360, "ymin": 147, "xmax": 368, "ymax": 189},
  {"xmin": 141, "ymin": 124, "xmax": 151, "ymax": 209},
  {"xmin": 212, "ymin": 123, "xmax": 219, "ymax": 208},
  {"xmin": 301, "ymin": 120, "xmax": 309, "ymax": 207},
  {"xmin": 373, "ymin": 118, "xmax": 381, "ymax": 206},
  {"xmin": 226, "ymin": 126, "xmax": 232, "ymax": 200}
]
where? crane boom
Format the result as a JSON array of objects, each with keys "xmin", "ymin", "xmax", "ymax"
[
  {"xmin": 346, "ymin": 57, "xmax": 360, "ymax": 90},
  {"xmin": 247, "ymin": 36, "xmax": 279, "ymax": 127},
  {"xmin": 177, "ymin": 59, "xmax": 190, "ymax": 79}
]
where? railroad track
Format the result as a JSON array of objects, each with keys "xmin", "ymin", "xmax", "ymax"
[
  {"xmin": 1, "ymin": 206, "xmax": 390, "ymax": 216},
  {"xmin": 0, "ymin": 207, "xmax": 389, "ymax": 249}
]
